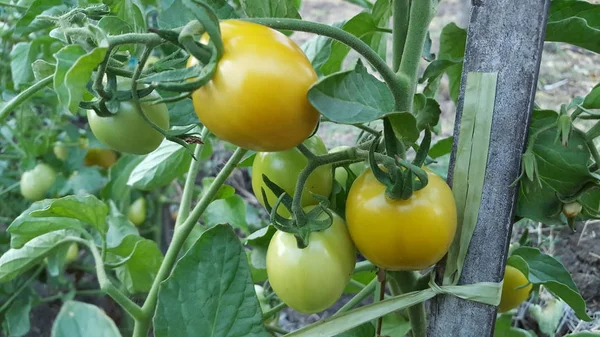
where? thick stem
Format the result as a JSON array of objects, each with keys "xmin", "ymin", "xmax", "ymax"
[
  {"xmin": 389, "ymin": 271, "xmax": 427, "ymax": 337},
  {"xmin": 392, "ymin": 0, "xmax": 410, "ymax": 72},
  {"xmin": 242, "ymin": 18, "xmax": 402, "ymax": 102},
  {"xmin": 176, "ymin": 127, "xmax": 210, "ymax": 227},
  {"xmin": 133, "ymin": 148, "xmax": 248, "ymax": 337},
  {"xmin": 0, "ymin": 75, "xmax": 52, "ymax": 123},
  {"xmin": 263, "ymin": 302, "xmax": 287, "ymax": 320},
  {"xmin": 354, "ymin": 260, "xmax": 377, "ymax": 274},
  {"xmin": 396, "ymin": 0, "xmax": 433, "ymax": 113}
]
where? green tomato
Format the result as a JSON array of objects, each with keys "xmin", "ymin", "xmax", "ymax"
[
  {"xmin": 20, "ymin": 163, "xmax": 57, "ymax": 201},
  {"xmin": 87, "ymin": 78, "xmax": 169, "ymax": 155},
  {"xmin": 329, "ymin": 146, "xmax": 367, "ymax": 188},
  {"xmin": 266, "ymin": 207, "xmax": 356, "ymax": 314},
  {"xmin": 65, "ymin": 243, "xmax": 79, "ymax": 264},
  {"xmin": 127, "ymin": 197, "xmax": 147, "ymax": 227},
  {"xmin": 251, "ymin": 135, "xmax": 333, "ymax": 217},
  {"xmin": 53, "ymin": 141, "xmax": 69, "ymax": 161}
]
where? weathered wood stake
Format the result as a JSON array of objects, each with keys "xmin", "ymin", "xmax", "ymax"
[{"xmin": 427, "ymin": 1, "xmax": 550, "ymax": 336}]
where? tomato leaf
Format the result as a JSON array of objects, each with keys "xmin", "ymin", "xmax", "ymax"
[
  {"xmin": 7, "ymin": 200, "xmax": 86, "ymax": 248},
  {"xmin": 101, "ymin": 155, "xmax": 144, "ymax": 212},
  {"xmin": 388, "ymin": 112, "xmax": 419, "ymax": 145},
  {"xmin": 335, "ymin": 322, "xmax": 375, "ymax": 337},
  {"xmin": 4, "ymin": 295, "xmax": 32, "ymax": 337},
  {"xmin": 51, "ymin": 301, "xmax": 121, "ymax": 337},
  {"xmin": 14, "ymin": 0, "xmax": 62, "ymax": 35},
  {"xmin": 29, "ymin": 195, "xmax": 109, "ymax": 235},
  {"xmin": 166, "ymin": 99, "xmax": 202, "ymax": 126},
  {"xmin": 0, "ymin": 230, "xmax": 78, "ymax": 283},
  {"xmin": 241, "ymin": 0, "xmax": 300, "ymax": 18},
  {"xmin": 64, "ymin": 47, "xmax": 108, "ymax": 113},
  {"xmin": 202, "ymin": 195, "xmax": 250, "ymax": 234},
  {"xmin": 153, "ymin": 225, "xmax": 268, "ymax": 337},
  {"xmin": 97, "ymin": 16, "xmax": 133, "ymax": 35},
  {"xmin": 9, "ymin": 42, "xmax": 39, "ymax": 89},
  {"xmin": 308, "ymin": 61, "xmax": 394, "ymax": 124},
  {"xmin": 53, "ymin": 45, "xmax": 87, "ymax": 114},
  {"xmin": 413, "ymin": 94, "xmax": 441, "ymax": 130},
  {"xmin": 546, "ymin": 0, "xmax": 600, "ymax": 54},
  {"xmin": 127, "ymin": 139, "xmax": 193, "ymax": 191},
  {"xmin": 104, "ymin": 0, "xmax": 146, "ymax": 32},
  {"xmin": 429, "ymin": 136, "xmax": 453, "ymax": 159},
  {"xmin": 59, "ymin": 167, "xmax": 107, "ymax": 197},
  {"xmin": 105, "ymin": 202, "xmax": 139, "ymax": 249},
  {"xmin": 158, "ymin": 0, "xmax": 238, "ymax": 29},
  {"xmin": 381, "ymin": 313, "xmax": 411, "ymax": 337},
  {"xmin": 583, "ymin": 83, "xmax": 600, "ymax": 109},
  {"xmin": 493, "ymin": 314, "xmax": 536, "ymax": 337},
  {"xmin": 107, "ymin": 235, "xmax": 163, "ymax": 293},
  {"xmin": 436, "ymin": 23, "xmax": 467, "ymax": 102},
  {"xmin": 512, "ymin": 247, "xmax": 592, "ymax": 321}
]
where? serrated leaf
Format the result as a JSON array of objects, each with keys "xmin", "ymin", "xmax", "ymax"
[
  {"xmin": 241, "ymin": 0, "xmax": 300, "ymax": 18},
  {"xmin": 154, "ymin": 225, "xmax": 269, "ymax": 337},
  {"xmin": 97, "ymin": 16, "xmax": 133, "ymax": 35},
  {"xmin": 546, "ymin": 0, "xmax": 600, "ymax": 54},
  {"xmin": 29, "ymin": 195, "xmax": 109, "ymax": 235},
  {"xmin": 14, "ymin": 0, "xmax": 62, "ymax": 35},
  {"xmin": 64, "ymin": 47, "xmax": 108, "ymax": 113},
  {"xmin": 7, "ymin": 200, "xmax": 86, "ymax": 248},
  {"xmin": 414, "ymin": 97, "xmax": 441, "ymax": 130},
  {"xmin": 388, "ymin": 112, "xmax": 419, "ymax": 145},
  {"xmin": 128, "ymin": 140, "xmax": 193, "ymax": 191},
  {"xmin": 108, "ymin": 235, "xmax": 163, "ymax": 293},
  {"xmin": 10, "ymin": 42, "xmax": 39, "ymax": 89},
  {"xmin": 513, "ymin": 247, "xmax": 591, "ymax": 321},
  {"xmin": 51, "ymin": 301, "xmax": 121, "ymax": 337},
  {"xmin": 105, "ymin": 0, "xmax": 145, "ymax": 32},
  {"xmin": 167, "ymin": 99, "xmax": 202, "ymax": 126},
  {"xmin": 0, "ymin": 231, "xmax": 77, "ymax": 283},
  {"xmin": 308, "ymin": 62, "xmax": 394, "ymax": 124},
  {"xmin": 158, "ymin": 0, "xmax": 237, "ymax": 29}
]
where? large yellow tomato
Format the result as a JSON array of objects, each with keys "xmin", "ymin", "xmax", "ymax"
[
  {"xmin": 345, "ymin": 169, "xmax": 457, "ymax": 271},
  {"xmin": 188, "ymin": 20, "xmax": 319, "ymax": 152},
  {"xmin": 84, "ymin": 148, "xmax": 118, "ymax": 169},
  {"xmin": 498, "ymin": 265, "xmax": 532, "ymax": 312},
  {"xmin": 266, "ymin": 207, "xmax": 356, "ymax": 314},
  {"xmin": 251, "ymin": 135, "xmax": 333, "ymax": 217}
]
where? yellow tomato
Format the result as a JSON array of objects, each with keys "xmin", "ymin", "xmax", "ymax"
[
  {"xmin": 188, "ymin": 20, "xmax": 319, "ymax": 152},
  {"xmin": 65, "ymin": 243, "xmax": 79, "ymax": 264},
  {"xmin": 345, "ymin": 169, "xmax": 457, "ymax": 271},
  {"xmin": 498, "ymin": 265, "xmax": 532, "ymax": 312},
  {"xmin": 84, "ymin": 148, "xmax": 118, "ymax": 169},
  {"xmin": 53, "ymin": 142, "xmax": 69, "ymax": 161}
]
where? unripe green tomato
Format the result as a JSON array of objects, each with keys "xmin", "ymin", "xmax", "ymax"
[
  {"xmin": 498, "ymin": 265, "xmax": 532, "ymax": 312},
  {"xmin": 20, "ymin": 163, "xmax": 57, "ymax": 201},
  {"xmin": 562, "ymin": 202, "xmax": 582, "ymax": 218},
  {"xmin": 329, "ymin": 146, "xmax": 367, "ymax": 188},
  {"xmin": 128, "ymin": 197, "xmax": 147, "ymax": 226},
  {"xmin": 53, "ymin": 142, "xmax": 69, "ymax": 161},
  {"xmin": 65, "ymin": 243, "xmax": 79, "ymax": 264},
  {"xmin": 252, "ymin": 135, "xmax": 333, "ymax": 217}
]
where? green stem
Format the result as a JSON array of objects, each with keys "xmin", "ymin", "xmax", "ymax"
[
  {"xmin": 396, "ymin": 0, "xmax": 433, "ymax": 113},
  {"xmin": 265, "ymin": 325, "xmax": 289, "ymax": 335},
  {"xmin": 392, "ymin": 0, "xmax": 410, "ymax": 72},
  {"xmin": 353, "ymin": 123, "xmax": 381, "ymax": 136},
  {"xmin": 354, "ymin": 260, "xmax": 377, "ymax": 274},
  {"xmin": 107, "ymin": 33, "xmax": 164, "ymax": 48},
  {"xmin": 389, "ymin": 271, "xmax": 427, "ymax": 337},
  {"xmin": 133, "ymin": 148, "xmax": 248, "ymax": 337},
  {"xmin": 0, "ymin": 75, "xmax": 52, "ymax": 123},
  {"xmin": 175, "ymin": 127, "xmax": 210, "ymax": 227},
  {"xmin": 74, "ymin": 237, "xmax": 145, "ymax": 321},
  {"xmin": 586, "ymin": 120, "xmax": 600, "ymax": 140},
  {"xmin": 0, "ymin": 264, "xmax": 44, "ymax": 314},
  {"xmin": 242, "ymin": 18, "xmax": 402, "ymax": 102},
  {"xmin": 335, "ymin": 277, "xmax": 378, "ymax": 314},
  {"xmin": 263, "ymin": 302, "xmax": 286, "ymax": 320}
]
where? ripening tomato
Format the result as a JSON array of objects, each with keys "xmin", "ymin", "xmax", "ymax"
[
  {"xmin": 345, "ymin": 168, "xmax": 457, "ymax": 271},
  {"xmin": 65, "ymin": 243, "xmax": 79, "ymax": 264},
  {"xmin": 128, "ymin": 197, "xmax": 147, "ymax": 227},
  {"xmin": 53, "ymin": 142, "xmax": 68, "ymax": 161},
  {"xmin": 87, "ymin": 78, "xmax": 169, "ymax": 155},
  {"xmin": 329, "ymin": 146, "xmax": 367, "ymax": 188},
  {"xmin": 20, "ymin": 163, "xmax": 57, "ymax": 201},
  {"xmin": 498, "ymin": 265, "xmax": 532, "ymax": 312},
  {"xmin": 251, "ymin": 135, "xmax": 333, "ymax": 217},
  {"xmin": 266, "ymin": 207, "xmax": 356, "ymax": 314},
  {"xmin": 84, "ymin": 148, "xmax": 117, "ymax": 169},
  {"xmin": 188, "ymin": 20, "xmax": 319, "ymax": 152}
]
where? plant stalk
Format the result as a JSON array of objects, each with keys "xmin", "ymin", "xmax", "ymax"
[
  {"xmin": 0, "ymin": 76, "xmax": 52, "ymax": 123},
  {"xmin": 389, "ymin": 271, "xmax": 427, "ymax": 337}
]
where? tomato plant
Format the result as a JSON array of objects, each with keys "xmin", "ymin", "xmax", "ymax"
[
  {"xmin": 346, "ymin": 168, "xmax": 457, "ymax": 271},
  {"xmin": 266, "ymin": 207, "xmax": 355, "ymax": 314},
  {"xmin": 0, "ymin": 0, "xmax": 597, "ymax": 336}
]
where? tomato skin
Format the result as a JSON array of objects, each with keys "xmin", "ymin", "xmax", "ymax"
[
  {"xmin": 251, "ymin": 135, "xmax": 333, "ymax": 217},
  {"xmin": 127, "ymin": 197, "xmax": 147, "ymax": 227},
  {"xmin": 84, "ymin": 148, "xmax": 118, "ymax": 169},
  {"xmin": 65, "ymin": 243, "xmax": 79, "ymax": 264},
  {"xmin": 329, "ymin": 146, "xmax": 367, "ymax": 188},
  {"xmin": 53, "ymin": 142, "xmax": 68, "ymax": 161},
  {"xmin": 266, "ymin": 207, "xmax": 356, "ymax": 314},
  {"xmin": 87, "ymin": 79, "xmax": 169, "ymax": 155},
  {"xmin": 20, "ymin": 163, "xmax": 57, "ymax": 201},
  {"xmin": 498, "ymin": 265, "xmax": 532, "ymax": 312},
  {"xmin": 189, "ymin": 20, "xmax": 319, "ymax": 152},
  {"xmin": 345, "ymin": 169, "xmax": 457, "ymax": 271}
]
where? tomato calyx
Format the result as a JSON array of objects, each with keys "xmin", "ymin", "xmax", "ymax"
[
  {"xmin": 367, "ymin": 130, "xmax": 431, "ymax": 200},
  {"xmin": 260, "ymin": 174, "xmax": 333, "ymax": 249}
]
